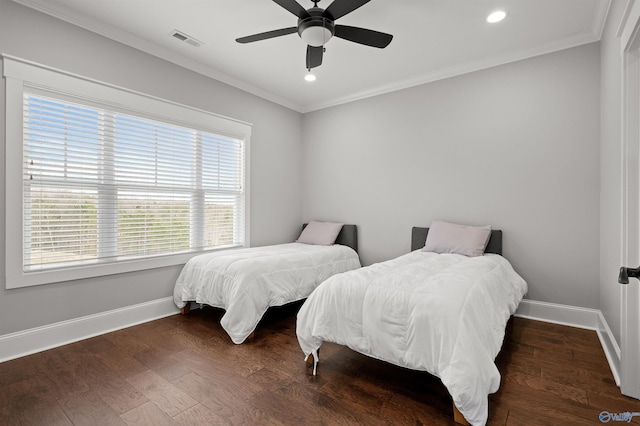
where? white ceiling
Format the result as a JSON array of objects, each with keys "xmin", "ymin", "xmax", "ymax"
[{"xmin": 12, "ymin": 0, "xmax": 610, "ymax": 113}]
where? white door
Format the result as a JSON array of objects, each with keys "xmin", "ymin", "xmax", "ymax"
[{"xmin": 621, "ymin": 8, "xmax": 640, "ymax": 400}]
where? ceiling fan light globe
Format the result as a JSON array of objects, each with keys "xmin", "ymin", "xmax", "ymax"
[{"xmin": 300, "ymin": 26, "xmax": 332, "ymax": 47}]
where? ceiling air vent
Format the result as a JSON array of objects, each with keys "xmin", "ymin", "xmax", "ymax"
[{"xmin": 170, "ymin": 30, "xmax": 203, "ymax": 47}]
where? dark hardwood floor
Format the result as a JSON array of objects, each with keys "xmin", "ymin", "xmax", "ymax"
[{"xmin": 1, "ymin": 303, "xmax": 638, "ymax": 425}]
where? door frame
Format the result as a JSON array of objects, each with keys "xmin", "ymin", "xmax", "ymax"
[{"xmin": 621, "ymin": 2, "xmax": 640, "ymax": 399}]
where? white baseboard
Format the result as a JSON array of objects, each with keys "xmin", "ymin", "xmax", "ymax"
[
  {"xmin": 0, "ymin": 296, "xmax": 623, "ymax": 387},
  {"xmin": 515, "ymin": 299, "xmax": 600, "ymax": 329},
  {"xmin": 596, "ymin": 311, "xmax": 622, "ymax": 386},
  {"xmin": 0, "ymin": 297, "xmax": 179, "ymax": 363},
  {"xmin": 515, "ymin": 299, "xmax": 621, "ymax": 386}
]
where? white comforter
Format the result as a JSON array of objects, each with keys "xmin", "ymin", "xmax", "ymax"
[
  {"xmin": 173, "ymin": 243, "xmax": 360, "ymax": 344},
  {"xmin": 296, "ymin": 250, "xmax": 527, "ymax": 426}
]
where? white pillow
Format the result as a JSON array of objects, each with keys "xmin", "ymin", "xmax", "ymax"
[
  {"xmin": 422, "ymin": 220, "xmax": 491, "ymax": 257},
  {"xmin": 297, "ymin": 221, "xmax": 344, "ymax": 246}
]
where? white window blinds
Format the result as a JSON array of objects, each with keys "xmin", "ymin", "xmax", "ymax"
[
  {"xmin": 4, "ymin": 56, "xmax": 251, "ymax": 288},
  {"xmin": 23, "ymin": 93, "xmax": 245, "ymax": 272}
]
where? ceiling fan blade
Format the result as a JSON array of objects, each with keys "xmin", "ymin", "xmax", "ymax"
[
  {"xmin": 306, "ymin": 45, "xmax": 323, "ymax": 69},
  {"xmin": 236, "ymin": 27, "xmax": 298, "ymax": 44},
  {"xmin": 323, "ymin": 0, "xmax": 370, "ymax": 20},
  {"xmin": 273, "ymin": 0, "xmax": 310, "ymax": 19},
  {"xmin": 334, "ymin": 25, "xmax": 392, "ymax": 48}
]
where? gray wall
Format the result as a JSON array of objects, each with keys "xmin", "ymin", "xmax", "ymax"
[
  {"xmin": 302, "ymin": 43, "xmax": 601, "ymax": 309},
  {"xmin": 0, "ymin": 0, "xmax": 609, "ymax": 338},
  {"xmin": 0, "ymin": 0, "xmax": 303, "ymax": 335}
]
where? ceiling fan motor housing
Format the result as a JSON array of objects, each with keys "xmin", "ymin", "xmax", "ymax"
[{"xmin": 298, "ymin": 7, "xmax": 335, "ymax": 46}]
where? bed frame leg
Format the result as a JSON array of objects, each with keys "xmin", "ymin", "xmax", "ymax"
[
  {"xmin": 453, "ymin": 402, "xmax": 470, "ymax": 425},
  {"xmin": 304, "ymin": 349, "xmax": 320, "ymax": 375},
  {"xmin": 305, "ymin": 354, "xmax": 314, "ymax": 366},
  {"xmin": 180, "ymin": 303, "xmax": 191, "ymax": 315}
]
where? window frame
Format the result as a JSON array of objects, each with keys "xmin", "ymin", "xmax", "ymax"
[{"xmin": 3, "ymin": 55, "xmax": 252, "ymax": 289}]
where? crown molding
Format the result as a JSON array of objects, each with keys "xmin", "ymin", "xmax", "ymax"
[
  {"xmin": 11, "ymin": 0, "xmax": 609, "ymax": 115},
  {"xmin": 593, "ymin": 0, "xmax": 613, "ymax": 39},
  {"xmin": 301, "ymin": 31, "xmax": 602, "ymax": 113},
  {"xmin": 9, "ymin": 0, "xmax": 304, "ymax": 112}
]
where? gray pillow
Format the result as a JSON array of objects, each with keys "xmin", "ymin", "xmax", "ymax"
[
  {"xmin": 422, "ymin": 220, "xmax": 491, "ymax": 257},
  {"xmin": 297, "ymin": 221, "xmax": 344, "ymax": 246}
]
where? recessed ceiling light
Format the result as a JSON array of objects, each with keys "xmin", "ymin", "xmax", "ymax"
[
  {"xmin": 487, "ymin": 10, "xmax": 506, "ymax": 23},
  {"xmin": 304, "ymin": 72, "xmax": 317, "ymax": 82}
]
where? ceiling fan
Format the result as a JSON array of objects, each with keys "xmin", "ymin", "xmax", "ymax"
[{"xmin": 236, "ymin": 0, "xmax": 393, "ymax": 70}]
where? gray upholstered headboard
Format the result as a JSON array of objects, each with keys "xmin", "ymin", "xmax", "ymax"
[
  {"xmin": 301, "ymin": 224, "xmax": 358, "ymax": 253},
  {"xmin": 410, "ymin": 227, "xmax": 502, "ymax": 255}
]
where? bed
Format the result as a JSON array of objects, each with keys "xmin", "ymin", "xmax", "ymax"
[
  {"xmin": 296, "ymin": 222, "xmax": 527, "ymax": 426},
  {"xmin": 173, "ymin": 222, "xmax": 361, "ymax": 344}
]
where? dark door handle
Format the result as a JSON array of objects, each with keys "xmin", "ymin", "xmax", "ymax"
[{"xmin": 619, "ymin": 266, "xmax": 640, "ymax": 284}]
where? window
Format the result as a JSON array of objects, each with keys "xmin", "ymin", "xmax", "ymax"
[{"xmin": 4, "ymin": 56, "xmax": 251, "ymax": 288}]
